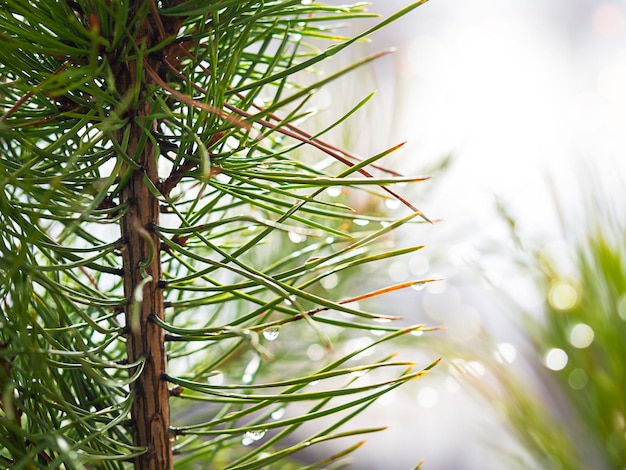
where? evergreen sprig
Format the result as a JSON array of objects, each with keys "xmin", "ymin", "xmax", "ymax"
[{"xmin": 0, "ymin": 1, "xmax": 433, "ymax": 468}]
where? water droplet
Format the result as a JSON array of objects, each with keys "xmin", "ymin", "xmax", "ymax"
[
  {"xmin": 410, "ymin": 329, "xmax": 424, "ymax": 337},
  {"xmin": 288, "ymin": 32, "xmax": 302, "ymax": 41},
  {"xmin": 325, "ymin": 236, "xmax": 335, "ymax": 244},
  {"xmin": 271, "ymin": 408, "xmax": 285, "ymax": 420},
  {"xmin": 569, "ymin": 323, "xmax": 594, "ymax": 348},
  {"xmin": 411, "ymin": 281, "xmax": 427, "ymax": 291},
  {"xmin": 301, "ymin": 0, "xmax": 313, "ymax": 4},
  {"xmin": 242, "ymin": 355, "xmax": 261, "ymax": 384},
  {"xmin": 373, "ymin": 317, "xmax": 392, "ymax": 323},
  {"xmin": 309, "ymin": 380, "xmax": 320, "ymax": 387},
  {"xmin": 288, "ymin": 231, "xmax": 306, "ymax": 243},
  {"xmin": 385, "ymin": 199, "xmax": 401, "ymax": 209},
  {"xmin": 370, "ymin": 329, "xmax": 386, "ymax": 336},
  {"xmin": 350, "ymin": 368, "xmax": 367, "ymax": 377},
  {"xmin": 262, "ymin": 327, "xmax": 280, "ymax": 341},
  {"xmin": 245, "ymin": 430, "xmax": 266, "ymax": 442},
  {"xmin": 241, "ymin": 436, "xmax": 254, "ymax": 446},
  {"xmin": 353, "ymin": 219, "xmax": 369, "ymax": 226},
  {"xmin": 327, "ymin": 187, "xmax": 341, "ymax": 198},
  {"xmin": 545, "ymin": 348, "xmax": 568, "ymax": 371},
  {"xmin": 207, "ymin": 371, "xmax": 224, "ymax": 386}
]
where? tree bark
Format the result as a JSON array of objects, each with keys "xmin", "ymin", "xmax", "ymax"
[
  {"xmin": 116, "ymin": 3, "xmax": 172, "ymax": 468},
  {"xmin": 120, "ymin": 130, "xmax": 172, "ymax": 469}
]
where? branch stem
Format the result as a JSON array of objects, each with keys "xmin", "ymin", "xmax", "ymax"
[{"xmin": 116, "ymin": 3, "xmax": 173, "ymax": 468}]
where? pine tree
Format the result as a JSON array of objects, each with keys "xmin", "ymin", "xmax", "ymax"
[{"xmin": 0, "ymin": 1, "xmax": 434, "ymax": 468}]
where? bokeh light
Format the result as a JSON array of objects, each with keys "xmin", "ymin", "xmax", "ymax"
[
  {"xmin": 548, "ymin": 281, "xmax": 580, "ymax": 311},
  {"xmin": 569, "ymin": 323, "xmax": 595, "ymax": 349},
  {"xmin": 545, "ymin": 348, "xmax": 569, "ymax": 371}
]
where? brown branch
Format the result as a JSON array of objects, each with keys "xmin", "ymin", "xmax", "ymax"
[{"xmin": 114, "ymin": 3, "xmax": 173, "ymax": 468}]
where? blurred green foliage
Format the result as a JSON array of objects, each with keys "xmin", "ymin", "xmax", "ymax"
[{"xmin": 477, "ymin": 180, "xmax": 626, "ymax": 469}]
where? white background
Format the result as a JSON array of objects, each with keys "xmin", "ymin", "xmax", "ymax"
[{"xmin": 311, "ymin": 1, "xmax": 626, "ymax": 468}]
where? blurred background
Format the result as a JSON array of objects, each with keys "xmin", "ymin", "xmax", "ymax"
[{"xmin": 307, "ymin": 0, "xmax": 626, "ymax": 468}]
